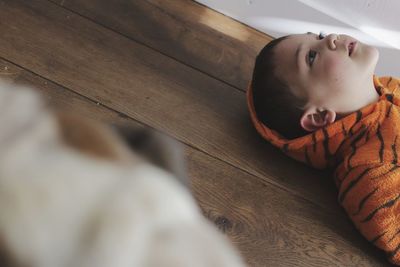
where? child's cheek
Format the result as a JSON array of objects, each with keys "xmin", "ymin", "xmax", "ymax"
[{"xmin": 321, "ymin": 55, "xmax": 347, "ymax": 82}]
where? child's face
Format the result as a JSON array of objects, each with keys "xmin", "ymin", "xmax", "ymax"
[{"xmin": 274, "ymin": 33, "xmax": 380, "ymax": 130}]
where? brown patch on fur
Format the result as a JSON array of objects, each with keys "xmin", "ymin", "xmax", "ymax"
[
  {"xmin": 55, "ymin": 110, "xmax": 187, "ymax": 186},
  {"xmin": 54, "ymin": 111, "xmax": 142, "ymax": 164}
]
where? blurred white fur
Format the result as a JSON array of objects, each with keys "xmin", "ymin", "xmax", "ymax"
[{"xmin": 0, "ymin": 81, "xmax": 245, "ymax": 267}]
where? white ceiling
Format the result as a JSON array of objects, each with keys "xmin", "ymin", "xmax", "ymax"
[{"xmin": 195, "ymin": 0, "xmax": 400, "ymax": 77}]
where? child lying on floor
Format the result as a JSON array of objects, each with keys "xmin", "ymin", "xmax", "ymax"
[{"xmin": 247, "ymin": 32, "xmax": 400, "ymax": 265}]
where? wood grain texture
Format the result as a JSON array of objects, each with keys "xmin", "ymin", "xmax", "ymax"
[
  {"xmin": 0, "ymin": 0, "xmax": 341, "ymax": 213},
  {"xmin": 0, "ymin": 58, "xmax": 389, "ymax": 267},
  {"xmin": 50, "ymin": 0, "xmax": 270, "ymax": 90}
]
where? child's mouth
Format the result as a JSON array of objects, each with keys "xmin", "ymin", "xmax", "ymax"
[{"xmin": 348, "ymin": 42, "xmax": 357, "ymax": 56}]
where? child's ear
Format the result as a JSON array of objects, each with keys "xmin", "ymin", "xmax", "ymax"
[{"xmin": 300, "ymin": 107, "xmax": 336, "ymax": 132}]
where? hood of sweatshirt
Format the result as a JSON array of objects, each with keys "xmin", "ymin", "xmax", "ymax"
[{"xmin": 247, "ymin": 75, "xmax": 397, "ymax": 170}]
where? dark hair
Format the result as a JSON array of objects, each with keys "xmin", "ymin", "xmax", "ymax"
[{"xmin": 252, "ymin": 36, "xmax": 309, "ymax": 139}]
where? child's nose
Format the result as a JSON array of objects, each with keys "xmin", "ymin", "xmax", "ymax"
[{"xmin": 326, "ymin": 33, "xmax": 339, "ymax": 50}]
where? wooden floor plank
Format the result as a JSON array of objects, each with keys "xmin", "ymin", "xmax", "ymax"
[
  {"xmin": 49, "ymin": 0, "xmax": 270, "ymax": 91},
  {"xmin": 0, "ymin": 0, "xmax": 341, "ymax": 213},
  {"xmin": 0, "ymin": 58, "xmax": 388, "ymax": 267}
]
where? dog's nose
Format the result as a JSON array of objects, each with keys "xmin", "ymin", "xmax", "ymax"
[{"xmin": 114, "ymin": 126, "xmax": 189, "ymax": 188}]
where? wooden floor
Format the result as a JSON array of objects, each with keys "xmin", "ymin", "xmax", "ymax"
[{"xmin": 0, "ymin": 0, "xmax": 392, "ymax": 266}]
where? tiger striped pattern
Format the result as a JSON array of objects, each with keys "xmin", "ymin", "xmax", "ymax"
[{"xmin": 247, "ymin": 75, "xmax": 400, "ymax": 265}]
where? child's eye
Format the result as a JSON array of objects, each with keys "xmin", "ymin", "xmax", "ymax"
[
  {"xmin": 308, "ymin": 50, "xmax": 317, "ymax": 66},
  {"xmin": 318, "ymin": 31, "xmax": 326, "ymax": 40}
]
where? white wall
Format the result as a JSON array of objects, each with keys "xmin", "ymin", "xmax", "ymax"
[{"xmin": 195, "ymin": 0, "xmax": 399, "ymax": 77}]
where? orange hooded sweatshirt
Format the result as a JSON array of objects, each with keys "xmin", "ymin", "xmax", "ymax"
[{"xmin": 247, "ymin": 75, "xmax": 400, "ymax": 265}]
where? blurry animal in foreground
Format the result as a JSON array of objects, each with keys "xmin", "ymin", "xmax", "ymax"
[{"xmin": 0, "ymin": 81, "xmax": 246, "ymax": 267}]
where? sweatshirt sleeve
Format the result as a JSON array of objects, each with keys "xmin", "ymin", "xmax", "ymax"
[{"xmin": 334, "ymin": 160, "xmax": 400, "ymax": 265}]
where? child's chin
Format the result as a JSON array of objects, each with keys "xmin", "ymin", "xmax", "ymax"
[
  {"xmin": 361, "ymin": 45, "xmax": 379, "ymax": 74},
  {"xmin": 366, "ymin": 45, "xmax": 380, "ymax": 63}
]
